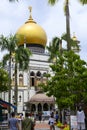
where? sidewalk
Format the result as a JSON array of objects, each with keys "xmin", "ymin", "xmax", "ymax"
[
  {"xmin": 0, "ymin": 120, "xmax": 60, "ymax": 130},
  {"xmin": 35, "ymin": 120, "xmax": 60, "ymax": 130}
]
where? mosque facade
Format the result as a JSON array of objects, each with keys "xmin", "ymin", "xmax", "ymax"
[{"xmin": 1, "ymin": 7, "xmax": 55, "ymax": 114}]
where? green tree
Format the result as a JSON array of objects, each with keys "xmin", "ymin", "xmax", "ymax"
[
  {"xmin": 0, "ymin": 34, "xmax": 17, "ymax": 113},
  {"xmin": 41, "ymin": 49, "xmax": 87, "ymax": 110},
  {"xmin": 0, "ymin": 34, "xmax": 31, "ymax": 113},
  {"xmin": 0, "ymin": 63, "xmax": 9, "ymax": 92},
  {"xmin": 41, "ymin": 35, "xmax": 85, "ymax": 110}
]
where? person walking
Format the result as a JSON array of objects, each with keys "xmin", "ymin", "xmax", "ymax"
[
  {"xmin": 55, "ymin": 111, "xmax": 59, "ymax": 123},
  {"xmin": 8, "ymin": 112, "xmax": 20, "ymax": 130},
  {"xmin": 48, "ymin": 113, "xmax": 55, "ymax": 130},
  {"xmin": 22, "ymin": 113, "xmax": 35, "ymax": 130},
  {"xmin": 38, "ymin": 112, "xmax": 42, "ymax": 123},
  {"xmin": 77, "ymin": 107, "xmax": 85, "ymax": 130}
]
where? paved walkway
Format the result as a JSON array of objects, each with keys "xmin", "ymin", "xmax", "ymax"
[
  {"xmin": 0, "ymin": 120, "xmax": 60, "ymax": 130},
  {"xmin": 35, "ymin": 120, "xmax": 60, "ymax": 130}
]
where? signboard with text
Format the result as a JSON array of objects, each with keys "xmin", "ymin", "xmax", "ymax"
[{"xmin": 70, "ymin": 115, "xmax": 77, "ymax": 130}]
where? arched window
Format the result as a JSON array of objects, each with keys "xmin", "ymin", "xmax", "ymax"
[
  {"xmin": 43, "ymin": 72, "xmax": 47, "ymax": 78},
  {"xmin": 36, "ymin": 71, "xmax": 41, "ymax": 77},
  {"xmin": 30, "ymin": 71, "xmax": 35, "ymax": 77},
  {"xmin": 42, "ymin": 72, "xmax": 47, "ymax": 84},
  {"xmin": 19, "ymin": 74, "xmax": 23, "ymax": 87},
  {"xmin": 38, "ymin": 103, "xmax": 42, "ymax": 112},
  {"xmin": 43, "ymin": 103, "xmax": 48, "ymax": 111},
  {"xmin": 31, "ymin": 104, "xmax": 36, "ymax": 112},
  {"xmin": 36, "ymin": 71, "xmax": 41, "ymax": 87},
  {"xmin": 30, "ymin": 71, "xmax": 35, "ymax": 86}
]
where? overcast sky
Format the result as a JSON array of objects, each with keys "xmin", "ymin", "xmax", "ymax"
[{"xmin": 0, "ymin": 0, "xmax": 87, "ymax": 61}]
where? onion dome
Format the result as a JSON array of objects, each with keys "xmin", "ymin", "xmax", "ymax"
[
  {"xmin": 16, "ymin": 7, "xmax": 47, "ymax": 52},
  {"xmin": 72, "ymin": 32, "xmax": 80, "ymax": 43}
]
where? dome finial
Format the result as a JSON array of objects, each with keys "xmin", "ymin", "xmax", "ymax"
[{"xmin": 28, "ymin": 6, "xmax": 32, "ymax": 19}]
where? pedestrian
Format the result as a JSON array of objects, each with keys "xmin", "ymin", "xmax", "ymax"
[
  {"xmin": 20, "ymin": 113, "xmax": 24, "ymax": 120},
  {"xmin": 22, "ymin": 113, "xmax": 35, "ymax": 130},
  {"xmin": 38, "ymin": 112, "xmax": 42, "ymax": 123},
  {"xmin": 48, "ymin": 113, "xmax": 55, "ymax": 130},
  {"xmin": 8, "ymin": 112, "xmax": 20, "ymax": 130},
  {"xmin": 77, "ymin": 107, "xmax": 85, "ymax": 130},
  {"xmin": 55, "ymin": 111, "xmax": 59, "ymax": 123}
]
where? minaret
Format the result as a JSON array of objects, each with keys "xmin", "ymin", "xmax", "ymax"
[{"xmin": 72, "ymin": 32, "xmax": 80, "ymax": 53}]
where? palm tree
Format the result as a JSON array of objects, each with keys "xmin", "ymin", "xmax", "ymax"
[
  {"xmin": 47, "ymin": 37, "xmax": 62, "ymax": 62},
  {"xmin": 0, "ymin": 34, "xmax": 31, "ymax": 113},
  {"xmin": 48, "ymin": 0, "xmax": 87, "ymax": 50},
  {"xmin": 13, "ymin": 46, "xmax": 31, "ymax": 113},
  {"xmin": 0, "ymin": 34, "xmax": 17, "ymax": 113}
]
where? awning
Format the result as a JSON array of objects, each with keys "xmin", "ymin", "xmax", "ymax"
[{"xmin": 0, "ymin": 99, "xmax": 17, "ymax": 110}]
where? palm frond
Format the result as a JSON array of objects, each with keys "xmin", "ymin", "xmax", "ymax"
[
  {"xmin": 0, "ymin": 34, "xmax": 17, "ymax": 53},
  {"xmin": 2, "ymin": 54, "xmax": 10, "ymax": 66},
  {"xmin": 48, "ymin": 0, "xmax": 58, "ymax": 5},
  {"xmin": 79, "ymin": 0, "xmax": 87, "ymax": 4},
  {"xmin": 15, "ymin": 47, "xmax": 31, "ymax": 70}
]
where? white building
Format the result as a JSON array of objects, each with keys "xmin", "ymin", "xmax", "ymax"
[{"xmin": 1, "ymin": 7, "xmax": 55, "ymax": 114}]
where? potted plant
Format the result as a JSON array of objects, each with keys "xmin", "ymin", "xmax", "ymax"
[{"xmin": 57, "ymin": 121, "xmax": 65, "ymax": 130}]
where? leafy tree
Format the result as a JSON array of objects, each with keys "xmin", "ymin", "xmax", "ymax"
[
  {"xmin": 41, "ymin": 49, "xmax": 87, "ymax": 110},
  {"xmin": 0, "ymin": 34, "xmax": 31, "ymax": 112},
  {"xmin": 40, "ymin": 35, "xmax": 86, "ymax": 110},
  {"xmin": 0, "ymin": 34, "xmax": 17, "ymax": 112},
  {"xmin": 0, "ymin": 63, "xmax": 9, "ymax": 92}
]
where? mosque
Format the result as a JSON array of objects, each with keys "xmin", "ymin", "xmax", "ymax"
[
  {"xmin": 0, "ymin": 7, "xmax": 79, "ymax": 115},
  {"xmin": 10, "ymin": 7, "xmax": 55, "ymax": 114}
]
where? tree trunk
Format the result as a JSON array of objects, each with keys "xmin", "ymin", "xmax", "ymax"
[
  {"xmin": 8, "ymin": 55, "xmax": 11, "ymax": 115},
  {"xmin": 14, "ymin": 63, "xmax": 18, "ymax": 113},
  {"xmin": 65, "ymin": 0, "xmax": 71, "ymax": 51}
]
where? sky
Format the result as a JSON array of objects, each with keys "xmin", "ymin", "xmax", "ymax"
[{"xmin": 0, "ymin": 0, "xmax": 87, "ymax": 61}]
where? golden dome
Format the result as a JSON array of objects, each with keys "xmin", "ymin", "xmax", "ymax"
[
  {"xmin": 72, "ymin": 32, "xmax": 78, "ymax": 41},
  {"xmin": 16, "ymin": 7, "xmax": 47, "ymax": 47}
]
